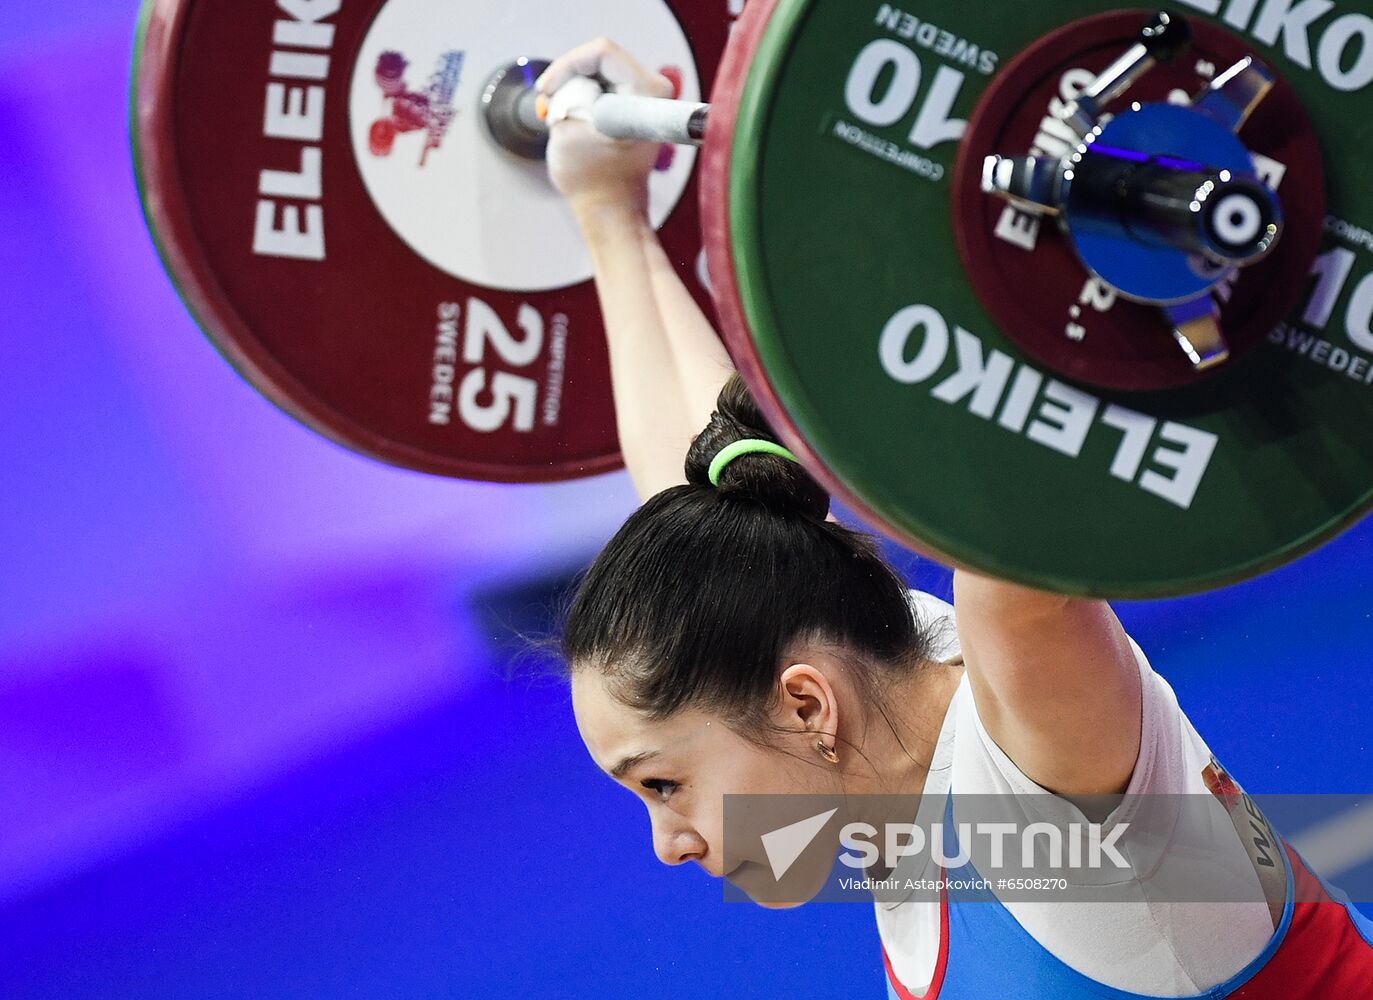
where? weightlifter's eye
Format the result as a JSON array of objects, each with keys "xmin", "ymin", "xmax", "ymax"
[{"xmin": 641, "ymin": 778, "xmax": 679, "ymax": 801}]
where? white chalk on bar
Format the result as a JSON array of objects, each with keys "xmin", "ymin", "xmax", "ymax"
[{"xmin": 591, "ymin": 94, "xmax": 709, "ymax": 146}]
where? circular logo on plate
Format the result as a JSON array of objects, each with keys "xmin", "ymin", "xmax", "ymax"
[{"xmin": 348, "ymin": 0, "xmax": 701, "ymax": 291}]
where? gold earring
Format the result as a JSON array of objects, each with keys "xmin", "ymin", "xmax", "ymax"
[{"xmin": 816, "ymin": 738, "xmax": 840, "ymax": 765}]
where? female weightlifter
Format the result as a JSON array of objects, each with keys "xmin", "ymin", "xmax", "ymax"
[{"xmin": 535, "ymin": 38, "xmax": 1373, "ymax": 998}]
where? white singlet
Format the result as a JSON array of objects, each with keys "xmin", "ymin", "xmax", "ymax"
[{"xmin": 876, "ymin": 591, "xmax": 1276, "ymax": 997}]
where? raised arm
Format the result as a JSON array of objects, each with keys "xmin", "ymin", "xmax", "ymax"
[
  {"xmin": 541, "ymin": 45, "xmax": 1141, "ymax": 794},
  {"xmin": 640, "ymin": 233, "xmax": 735, "ymax": 427},
  {"xmin": 953, "ymin": 572, "xmax": 1143, "ymax": 796},
  {"xmin": 539, "ymin": 39, "xmax": 733, "ymax": 502}
]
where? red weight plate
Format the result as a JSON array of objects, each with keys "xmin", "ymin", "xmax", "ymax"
[
  {"xmin": 952, "ymin": 11, "xmax": 1325, "ymax": 393},
  {"xmin": 133, "ymin": 0, "xmax": 730, "ymax": 481}
]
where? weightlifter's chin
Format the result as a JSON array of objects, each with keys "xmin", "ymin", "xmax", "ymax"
[{"xmin": 724, "ymin": 860, "xmax": 824, "ymax": 910}]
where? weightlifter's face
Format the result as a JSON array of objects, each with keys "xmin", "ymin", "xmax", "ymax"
[{"xmin": 571, "ymin": 665, "xmax": 843, "ymax": 908}]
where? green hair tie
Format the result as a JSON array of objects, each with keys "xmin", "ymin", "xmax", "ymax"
[{"xmin": 708, "ymin": 439, "xmax": 802, "ymax": 487}]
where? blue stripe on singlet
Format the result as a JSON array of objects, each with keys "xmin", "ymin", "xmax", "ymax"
[{"xmin": 932, "ymin": 795, "xmax": 1296, "ymax": 1000}]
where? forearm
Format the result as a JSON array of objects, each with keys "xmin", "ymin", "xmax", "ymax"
[
  {"xmin": 575, "ymin": 197, "xmax": 697, "ymax": 501},
  {"xmin": 641, "ymin": 233, "xmax": 735, "ymax": 432},
  {"xmin": 539, "ymin": 41, "xmax": 734, "ymax": 500}
]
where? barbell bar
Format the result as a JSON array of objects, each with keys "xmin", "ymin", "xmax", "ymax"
[
  {"xmin": 485, "ymin": 11, "xmax": 1287, "ymax": 374},
  {"xmin": 132, "ymin": 0, "xmax": 1373, "ymax": 598}
]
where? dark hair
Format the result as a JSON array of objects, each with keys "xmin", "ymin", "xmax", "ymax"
[{"xmin": 559, "ymin": 375, "xmax": 937, "ymax": 755}]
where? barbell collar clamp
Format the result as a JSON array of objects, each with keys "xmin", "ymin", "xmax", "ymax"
[
  {"xmin": 1192, "ymin": 56, "xmax": 1276, "ymax": 134},
  {"xmin": 984, "ymin": 148, "xmax": 1283, "ymax": 269},
  {"xmin": 981, "ymin": 154, "xmax": 1061, "ymax": 215},
  {"xmin": 1065, "ymin": 148, "xmax": 1283, "ymax": 267},
  {"xmin": 1167, "ymin": 297, "xmax": 1230, "ymax": 371},
  {"xmin": 1062, "ymin": 10, "xmax": 1193, "ymax": 136},
  {"xmin": 481, "ymin": 58, "xmax": 553, "ymax": 160}
]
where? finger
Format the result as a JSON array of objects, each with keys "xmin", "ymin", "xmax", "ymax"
[
  {"xmin": 545, "ymin": 76, "xmax": 604, "ymax": 125},
  {"xmin": 536, "ymin": 38, "xmax": 616, "ymax": 95},
  {"xmin": 537, "ymin": 38, "xmax": 667, "ymax": 98},
  {"xmin": 594, "ymin": 47, "xmax": 668, "ymax": 97}
]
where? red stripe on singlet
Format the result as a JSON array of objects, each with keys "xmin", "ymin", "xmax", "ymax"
[{"xmin": 882, "ymin": 877, "xmax": 950, "ymax": 1000}]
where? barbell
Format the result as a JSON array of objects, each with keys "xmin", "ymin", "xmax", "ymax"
[{"xmin": 132, "ymin": 0, "xmax": 1373, "ymax": 598}]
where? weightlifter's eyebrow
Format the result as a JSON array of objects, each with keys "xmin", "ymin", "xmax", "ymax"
[{"xmin": 610, "ymin": 750, "xmax": 661, "ymax": 781}]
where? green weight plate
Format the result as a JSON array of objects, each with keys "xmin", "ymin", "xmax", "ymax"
[{"xmin": 705, "ymin": 0, "xmax": 1373, "ymax": 598}]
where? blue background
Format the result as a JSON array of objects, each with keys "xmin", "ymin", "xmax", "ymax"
[{"xmin": 0, "ymin": 5, "xmax": 1369, "ymax": 999}]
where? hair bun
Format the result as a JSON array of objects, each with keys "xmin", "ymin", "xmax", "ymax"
[{"xmin": 686, "ymin": 375, "xmax": 831, "ymax": 522}]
